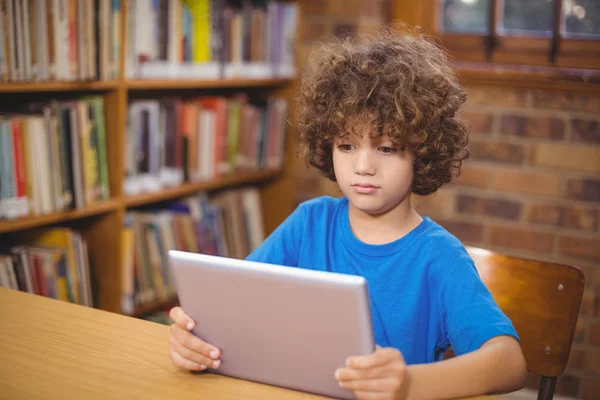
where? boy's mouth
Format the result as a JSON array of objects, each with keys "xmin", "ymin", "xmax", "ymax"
[{"xmin": 351, "ymin": 183, "xmax": 380, "ymax": 194}]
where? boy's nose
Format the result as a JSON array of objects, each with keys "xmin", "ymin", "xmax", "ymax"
[{"xmin": 354, "ymin": 149, "xmax": 376, "ymax": 176}]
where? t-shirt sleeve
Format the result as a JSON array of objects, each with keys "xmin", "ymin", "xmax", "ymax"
[
  {"xmin": 245, "ymin": 203, "xmax": 306, "ymax": 267},
  {"xmin": 438, "ymin": 252, "xmax": 520, "ymax": 356}
]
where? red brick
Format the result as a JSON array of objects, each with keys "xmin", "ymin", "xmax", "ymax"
[
  {"xmin": 559, "ymin": 236, "xmax": 600, "ymax": 261},
  {"xmin": 572, "ymin": 118, "xmax": 600, "ymax": 145},
  {"xmin": 457, "ymin": 195, "xmax": 522, "ymax": 220},
  {"xmin": 555, "ymin": 374, "xmax": 581, "ymax": 398},
  {"xmin": 531, "ymin": 91, "xmax": 600, "ymax": 114},
  {"xmin": 438, "ymin": 220, "xmax": 484, "ymax": 243},
  {"xmin": 566, "ymin": 178, "xmax": 600, "ymax": 203},
  {"xmin": 583, "ymin": 265, "xmax": 594, "ymax": 291},
  {"xmin": 567, "ymin": 347, "xmax": 586, "ymax": 370},
  {"xmin": 414, "ymin": 190, "xmax": 455, "ymax": 219},
  {"xmin": 525, "ymin": 372, "xmax": 541, "ymax": 391},
  {"xmin": 462, "ymin": 111, "xmax": 493, "ymax": 134},
  {"xmin": 589, "ymin": 322, "xmax": 600, "ymax": 346},
  {"xmin": 531, "ymin": 143, "xmax": 600, "ymax": 173},
  {"xmin": 584, "ymin": 349, "xmax": 600, "ymax": 371},
  {"xmin": 529, "ymin": 204, "xmax": 562, "ymax": 226},
  {"xmin": 454, "ymin": 164, "xmax": 492, "ymax": 188},
  {"xmin": 489, "ymin": 226, "xmax": 554, "ymax": 253},
  {"xmin": 495, "ymin": 170, "xmax": 560, "ymax": 196},
  {"xmin": 500, "ymin": 115, "xmax": 565, "ymax": 140},
  {"xmin": 562, "ymin": 207, "xmax": 599, "ymax": 232},
  {"xmin": 581, "ymin": 377, "xmax": 600, "ymax": 400},
  {"xmin": 528, "ymin": 204, "xmax": 598, "ymax": 232},
  {"xmin": 469, "ymin": 140, "xmax": 525, "ymax": 164},
  {"xmin": 466, "ymin": 87, "xmax": 529, "ymax": 108},
  {"xmin": 580, "ymin": 292, "xmax": 596, "ymax": 316},
  {"xmin": 574, "ymin": 318, "xmax": 586, "ymax": 344}
]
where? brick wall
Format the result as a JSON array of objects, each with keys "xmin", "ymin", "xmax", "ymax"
[
  {"xmin": 413, "ymin": 86, "xmax": 600, "ymax": 399},
  {"xmin": 294, "ymin": 1, "xmax": 599, "ymax": 399}
]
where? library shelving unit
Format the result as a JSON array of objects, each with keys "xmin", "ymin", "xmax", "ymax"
[{"xmin": 0, "ymin": 1, "xmax": 299, "ymax": 318}]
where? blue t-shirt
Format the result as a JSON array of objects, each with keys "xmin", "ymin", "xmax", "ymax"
[{"xmin": 246, "ymin": 196, "xmax": 519, "ymax": 365}]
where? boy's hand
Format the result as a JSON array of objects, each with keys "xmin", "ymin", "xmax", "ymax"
[
  {"xmin": 168, "ymin": 306, "xmax": 222, "ymax": 372},
  {"xmin": 335, "ymin": 346, "xmax": 409, "ymax": 400}
]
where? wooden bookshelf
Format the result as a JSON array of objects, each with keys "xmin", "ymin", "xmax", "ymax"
[
  {"xmin": 0, "ymin": 1, "xmax": 300, "ymax": 319},
  {"xmin": 0, "ymin": 199, "xmax": 120, "ymax": 234},
  {"xmin": 0, "ymin": 77, "xmax": 290, "ymax": 93},
  {"xmin": 124, "ymin": 169, "xmax": 281, "ymax": 208},
  {"xmin": 0, "ymin": 81, "xmax": 120, "ymax": 93},
  {"xmin": 126, "ymin": 77, "xmax": 291, "ymax": 91},
  {"xmin": 132, "ymin": 296, "xmax": 180, "ymax": 318}
]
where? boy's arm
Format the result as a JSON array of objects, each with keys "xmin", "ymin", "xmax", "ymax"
[
  {"xmin": 406, "ymin": 335, "xmax": 527, "ymax": 400},
  {"xmin": 337, "ymin": 335, "xmax": 527, "ymax": 400},
  {"xmin": 245, "ymin": 203, "xmax": 306, "ymax": 266}
]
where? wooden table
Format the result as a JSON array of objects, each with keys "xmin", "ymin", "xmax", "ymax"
[{"xmin": 0, "ymin": 287, "xmax": 495, "ymax": 399}]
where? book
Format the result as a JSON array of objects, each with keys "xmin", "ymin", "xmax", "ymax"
[{"xmin": 121, "ymin": 187, "xmax": 265, "ymax": 313}]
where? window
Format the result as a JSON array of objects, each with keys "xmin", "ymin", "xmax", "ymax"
[{"xmin": 421, "ymin": 0, "xmax": 600, "ymax": 70}]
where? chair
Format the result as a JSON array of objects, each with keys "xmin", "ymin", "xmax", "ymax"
[{"xmin": 465, "ymin": 246, "xmax": 585, "ymax": 400}]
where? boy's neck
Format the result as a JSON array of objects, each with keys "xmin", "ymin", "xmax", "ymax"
[{"xmin": 347, "ymin": 198, "xmax": 423, "ymax": 246}]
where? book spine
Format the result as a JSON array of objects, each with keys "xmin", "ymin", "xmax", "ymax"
[{"xmin": 11, "ymin": 119, "xmax": 29, "ymax": 217}]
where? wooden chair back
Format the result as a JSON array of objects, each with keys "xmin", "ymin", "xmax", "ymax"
[{"xmin": 465, "ymin": 246, "xmax": 585, "ymax": 400}]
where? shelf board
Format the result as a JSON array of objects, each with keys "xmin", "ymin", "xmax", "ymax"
[
  {"xmin": 126, "ymin": 77, "xmax": 291, "ymax": 90},
  {"xmin": 0, "ymin": 77, "xmax": 293, "ymax": 92},
  {"xmin": 131, "ymin": 296, "xmax": 179, "ymax": 317},
  {"xmin": 0, "ymin": 80, "xmax": 120, "ymax": 93},
  {"xmin": 124, "ymin": 169, "xmax": 281, "ymax": 208},
  {"xmin": 0, "ymin": 199, "xmax": 120, "ymax": 234}
]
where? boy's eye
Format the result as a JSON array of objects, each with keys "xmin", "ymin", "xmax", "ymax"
[
  {"xmin": 378, "ymin": 146, "xmax": 397, "ymax": 154},
  {"xmin": 338, "ymin": 144, "xmax": 355, "ymax": 151}
]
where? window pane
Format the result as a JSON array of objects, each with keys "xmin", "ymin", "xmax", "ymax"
[
  {"xmin": 564, "ymin": 0, "xmax": 600, "ymax": 37},
  {"xmin": 502, "ymin": 0, "xmax": 553, "ymax": 36},
  {"xmin": 441, "ymin": 0, "xmax": 491, "ymax": 34}
]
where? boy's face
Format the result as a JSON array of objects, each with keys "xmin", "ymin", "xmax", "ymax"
[{"xmin": 332, "ymin": 121, "xmax": 414, "ymax": 216}]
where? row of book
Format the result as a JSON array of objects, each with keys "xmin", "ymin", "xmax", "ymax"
[
  {"xmin": 124, "ymin": 95, "xmax": 287, "ymax": 195},
  {"xmin": 0, "ymin": 0, "xmax": 122, "ymax": 83},
  {"xmin": 121, "ymin": 187, "xmax": 264, "ymax": 314},
  {"xmin": 0, "ymin": 97, "xmax": 110, "ymax": 220},
  {"xmin": 0, "ymin": 227, "xmax": 94, "ymax": 307},
  {"xmin": 127, "ymin": 0, "xmax": 298, "ymax": 79},
  {"xmin": 0, "ymin": 0, "xmax": 298, "ymax": 83}
]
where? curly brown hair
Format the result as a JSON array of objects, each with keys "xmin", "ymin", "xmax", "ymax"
[{"xmin": 297, "ymin": 25, "xmax": 470, "ymax": 196}]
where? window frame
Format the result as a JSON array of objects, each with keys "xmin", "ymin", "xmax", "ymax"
[
  {"xmin": 421, "ymin": 0, "xmax": 600, "ymax": 68},
  {"xmin": 390, "ymin": 0, "xmax": 600, "ymax": 92}
]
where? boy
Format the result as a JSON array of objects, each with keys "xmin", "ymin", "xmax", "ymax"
[{"xmin": 168, "ymin": 27, "xmax": 528, "ymax": 399}]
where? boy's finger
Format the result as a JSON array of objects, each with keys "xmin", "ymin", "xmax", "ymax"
[
  {"xmin": 170, "ymin": 307, "xmax": 195, "ymax": 330},
  {"xmin": 346, "ymin": 348, "xmax": 401, "ymax": 369},
  {"xmin": 335, "ymin": 365, "xmax": 391, "ymax": 382},
  {"xmin": 170, "ymin": 323, "xmax": 220, "ymax": 360},
  {"xmin": 169, "ymin": 336, "xmax": 221, "ymax": 369},
  {"xmin": 339, "ymin": 377, "xmax": 395, "ymax": 392},
  {"xmin": 169, "ymin": 348, "xmax": 207, "ymax": 372}
]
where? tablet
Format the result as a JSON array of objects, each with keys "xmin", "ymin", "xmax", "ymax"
[{"xmin": 168, "ymin": 250, "xmax": 375, "ymax": 399}]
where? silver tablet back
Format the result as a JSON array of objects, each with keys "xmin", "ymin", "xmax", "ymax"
[{"xmin": 169, "ymin": 250, "xmax": 375, "ymax": 399}]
